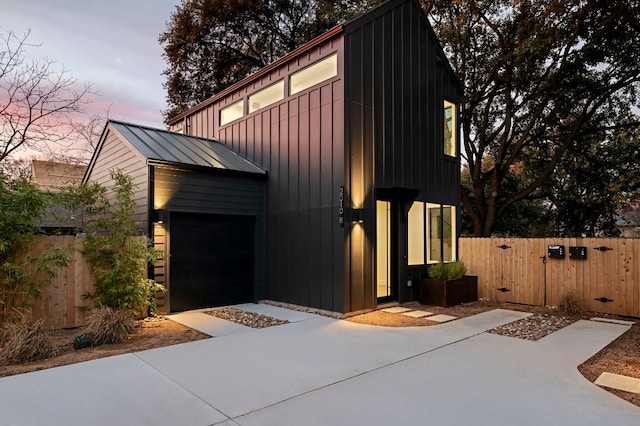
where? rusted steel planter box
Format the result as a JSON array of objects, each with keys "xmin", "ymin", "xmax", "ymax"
[{"xmin": 419, "ymin": 276, "xmax": 478, "ymax": 307}]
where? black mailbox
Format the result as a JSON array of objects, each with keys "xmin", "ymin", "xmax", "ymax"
[
  {"xmin": 548, "ymin": 245, "xmax": 565, "ymax": 259},
  {"xmin": 569, "ymin": 246, "xmax": 587, "ymax": 259}
]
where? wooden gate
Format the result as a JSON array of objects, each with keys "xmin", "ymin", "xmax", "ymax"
[{"xmin": 459, "ymin": 238, "xmax": 640, "ymax": 317}]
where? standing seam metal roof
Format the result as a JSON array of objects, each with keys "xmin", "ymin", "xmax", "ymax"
[{"xmin": 109, "ymin": 120, "xmax": 266, "ymax": 175}]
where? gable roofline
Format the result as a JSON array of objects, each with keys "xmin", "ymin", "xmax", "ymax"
[
  {"xmin": 167, "ymin": 25, "xmax": 344, "ymax": 126},
  {"xmin": 83, "ymin": 120, "xmax": 266, "ymax": 184},
  {"xmin": 343, "ymin": 0, "xmax": 462, "ymax": 94},
  {"xmin": 83, "ymin": 121, "xmax": 115, "ymax": 184}
]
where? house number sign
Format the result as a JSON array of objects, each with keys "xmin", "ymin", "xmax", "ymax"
[{"xmin": 339, "ymin": 185, "xmax": 344, "ymax": 227}]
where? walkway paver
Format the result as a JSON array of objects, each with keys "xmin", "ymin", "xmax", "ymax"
[
  {"xmin": 402, "ymin": 310, "xmax": 433, "ymax": 318},
  {"xmin": 170, "ymin": 310, "xmax": 253, "ymax": 336}
]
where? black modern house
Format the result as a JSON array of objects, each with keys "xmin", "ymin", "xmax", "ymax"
[{"xmin": 84, "ymin": 0, "xmax": 461, "ymax": 315}]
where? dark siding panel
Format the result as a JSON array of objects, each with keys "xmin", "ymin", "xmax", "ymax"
[
  {"xmin": 346, "ymin": 0, "xmax": 461, "ymax": 204},
  {"xmin": 155, "ymin": 170, "xmax": 263, "ymax": 212},
  {"xmin": 344, "ymin": 0, "xmax": 461, "ymax": 311},
  {"xmin": 196, "ymin": 39, "xmax": 347, "ymax": 313},
  {"xmin": 332, "ymin": 82, "xmax": 346, "ymax": 313},
  {"xmin": 154, "ymin": 167, "xmax": 266, "ymax": 301}
]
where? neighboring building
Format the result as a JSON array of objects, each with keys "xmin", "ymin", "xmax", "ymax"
[
  {"xmin": 85, "ymin": 0, "xmax": 462, "ymax": 315},
  {"xmin": 30, "ymin": 160, "xmax": 87, "ymax": 233},
  {"xmin": 31, "ymin": 160, "xmax": 86, "ymax": 193},
  {"xmin": 616, "ymin": 210, "xmax": 640, "ymax": 237}
]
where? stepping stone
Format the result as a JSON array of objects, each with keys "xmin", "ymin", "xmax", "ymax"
[
  {"xmin": 590, "ymin": 317, "xmax": 635, "ymax": 326},
  {"xmin": 402, "ymin": 311, "xmax": 433, "ymax": 318},
  {"xmin": 381, "ymin": 307, "xmax": 412, "ymax": 314},
  {"xmin": 595, "ymin": 372, "xmax": 640, "ymax": 394},
  {"xmin": 427, "ymin": 314, "xmax": 457, "ymax": 323}
]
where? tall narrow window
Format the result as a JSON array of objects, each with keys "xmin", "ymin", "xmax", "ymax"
[
  {"xmin": 249, "ymin": 80, "xmax": 284, "ymax": 113},
  {"xmin": 220, "ymin": 99, "xmax": 244, "ymax": 126},
  {"xmin": 442, "ymin": 206, "xmax": 456, "ymax": 261},
  {"xmin": 444, "ymin": 100, "xmax": 457, "ymax": 157},
  {"xmin": 376, "ymin": 200, "xmax": 392, "ymax": 299},
  {"xmin": 408, "ymin": 202, "xmax": 425, "ymax": 265},
  {"xmin": 427, "ymin": 203, "xmax": 442, "ymax": 263},
  {"xmin": 290, "ymin": 54, "xmax": 338, "ymax": 95}
]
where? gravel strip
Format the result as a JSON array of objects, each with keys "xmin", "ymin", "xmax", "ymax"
[
  {"xmin": 488, "ymin": 314, "xmax": 577, "ymax": 341},
  {"xmin": 203, "ymin": 307, "xmax": 289, "ymax": 329}
]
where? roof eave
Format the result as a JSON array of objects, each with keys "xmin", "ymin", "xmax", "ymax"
[{"xmin": 148, "ymin": 158, "xmax": 268, "ymax": 180}]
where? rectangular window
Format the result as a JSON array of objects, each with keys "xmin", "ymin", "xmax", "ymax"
[
  {"xmin": 408, "ymin": 202, "xmax": 425, "ymax": 265},
  {"xmin": 444, "ymin": 100, "xmax": 457, "ymax": 157},
  {"xmin": 249, "ymin": 80, "xmax": 284, "ymax": 113},
  {"xmin": 220, "ymin": 99, "xmax": 244, "ymax": 126},
  {"xmin": 426, "ymin": 203, "xmax": 457, "ymax": 263},
  {"xmin": 290, "ymin": 54, "xmax": 338, "ymax": 95}
]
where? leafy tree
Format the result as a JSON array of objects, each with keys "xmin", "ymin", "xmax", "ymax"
[
  {"xmin": 541, "ymin": 125, "xmax": 640, "ymax": 236},
  {"xmin": 461, "ymin": 162, "xmax": 552, "ymax": 237},
  {"xmin": 74, "ymin": 171, "xmax": 164, "ymax": 316},
  {"xmin": 159, "ymin": 0, "xmax": 376, "ymax": 120},
  {"xmin": 0, "ymin": 29, "xmax": 93, "ymax": 162},
  {"xmin": 0, "ymin": 174, "xmax": 70, "ymax": 320},
  {"xmin": 425, "ymin": 0, "xmax": 640, "ymax": 236}
]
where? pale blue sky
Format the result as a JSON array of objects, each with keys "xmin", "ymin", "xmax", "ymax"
[{"xmin": 2, "ymin": 0, "xmax": 180, "ymax": 128}]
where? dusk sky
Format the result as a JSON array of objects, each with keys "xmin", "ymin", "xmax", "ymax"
[{"xmin": 2, "ymin": 0, "xmax": 181, "ymax": 129}]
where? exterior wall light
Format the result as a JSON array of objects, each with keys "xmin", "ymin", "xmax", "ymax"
[
  {"xmin": 352, "ymin": 208, "xmax": 364, "ymax": 222},
  {"xmin": 153, "ymin": 209, "xmax": 166, "ymax": 224}
]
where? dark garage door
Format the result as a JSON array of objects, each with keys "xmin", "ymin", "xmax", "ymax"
[{"xmin": 169, "ymin": 212, "xmax": 254, "ymax": 312}]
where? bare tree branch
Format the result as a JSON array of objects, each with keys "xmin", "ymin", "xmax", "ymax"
[{"xmin": 1, "ymin": 29, "xmax": 95, "ymax": 163}]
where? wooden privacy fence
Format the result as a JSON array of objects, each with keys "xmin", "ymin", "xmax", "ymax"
[
  {"xmin": 23, "ymin": 236, "xmax": 95, "ymax": 329},
  {"xmin": 459, "ymin": 238, "xmax": 640, "ymax": 317}
]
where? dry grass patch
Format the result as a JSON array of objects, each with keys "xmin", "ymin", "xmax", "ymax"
[
  {"xmin": 0, "ymin": 318, "xmax": 57, "ymax": 365},
  {"xmin": 559, "ymin": 291, "xmax": 585, "ymax": 316},
  {"xmin": 80, "ymin": 307, "xmax": 135, "ymax": 346}
]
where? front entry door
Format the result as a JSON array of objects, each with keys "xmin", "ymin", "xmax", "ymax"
[{"xmin": 376, "ymin": 188, "xmax": 420, "ymax": 305}]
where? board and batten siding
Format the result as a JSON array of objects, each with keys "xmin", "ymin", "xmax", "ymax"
[
  {"xmin": 343, "ymin": 0, "xmax": 462, "ymax": 311},
  {"xmin": 85, "ymin": 128, "xmax": 149, "ymax": 231},
  {"xmin": 344, "ymin": 0, "xmax": 460, "ymax": 206},
  {"xmin": 153, "ymin": 166, "xmax": 267, "ymax": 305},
  {"xmin": 180, "ymin": 37, "xmax": 347, "ymax": 313}
]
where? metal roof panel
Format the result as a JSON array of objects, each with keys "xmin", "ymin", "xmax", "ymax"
[{"xmin": 108, "ymin": 120, "xmax": 265, "ymax": 175}]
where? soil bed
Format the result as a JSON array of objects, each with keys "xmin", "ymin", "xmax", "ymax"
[{"xmin": 0, "ymin": 317, "xmax": 209, "ymax": 378}]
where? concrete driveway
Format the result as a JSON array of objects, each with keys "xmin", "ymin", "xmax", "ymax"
[{"xmin": 0, "ymin": 304, "xmax": 638, "ymax": 425}]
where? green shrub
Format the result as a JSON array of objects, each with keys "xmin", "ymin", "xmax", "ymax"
[
  {"xmin": 428, "ymin": 260, "xmax": 467, "ymax": 280},
  {"xmin": 80, "ymin": 306, "xmax": 135, "ymax": 345},
  {"xmin": 77, "ymin": 171, "xmax": 165, "ymax": 316},
  {"xmin": 0, "ymin": 317, "xmax": 56, "ymax": 365},
  {"xmin": 446, "ymin": 260, "xmax": 467, "ymax": 280},
  {"xmin": 427, "ymin": 262, "xmax": 449, "ymax": 280}
]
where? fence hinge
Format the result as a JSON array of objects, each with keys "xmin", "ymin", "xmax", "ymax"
[
  {"xmin": 593, "ymin": 246, "xmax": 613, "ymax": 252},
  {"xmin": 497, "ymin": 287, "xmax": 511, "ymax": 293},
  {"xmin": 594, "ymin": 297, "xmax": 613, "ymax": 303}
]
